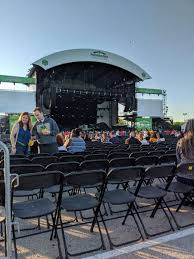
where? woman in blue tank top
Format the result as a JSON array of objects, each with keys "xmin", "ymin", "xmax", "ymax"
[{"xmin": 10, "ymin": 112, "xmax": 32, "ymax": 155}]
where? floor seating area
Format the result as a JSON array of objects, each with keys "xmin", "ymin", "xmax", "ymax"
[{"xmin": 1, "ymin": 140, "xmax": 194, "ymax": 258}]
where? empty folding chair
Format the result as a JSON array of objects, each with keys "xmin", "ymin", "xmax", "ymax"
[
  {"xmin": 59, "ymin": 155, "xmax": 84, "ymax": 163},
  {"xmin": 85, "ymin": 154, "xmax": 107, "ymax": 160},
  {"xmin": 10, "ymin": 154, "xmax": 26, "ymax": 159},
  {"xmin": 10, "ymin": 164, "xmax": 44, "ymax": 199},
  {"xmin": 159, "ymin": 154, "xmax": 177, "ymax": 165},
  {"xmin": 11, "ymin": 171, "xmax": 64, "ymax": 258},
  {"xmin": 135, "ymin": 156, "xmax": 158, "ymax": 167},
  {"xmin": 31, "ymin": 156, "xmax": 58, "ymax": 167},
  {"xmin": 28, "ymin": 153, "xmax": 50, "ymax": 159},
  {"xmin": 109, "ymin": 157, "xmax": 135, "ymax": 168},
  {"xmin": 92, "ymin": 166, "xmax": 145, "ymax": 248},
  {"xmin": 148, "ymin": 150, "xmax": 165, "ymax": 157},
  {"xmin": 45, "ymin": 162, "xmax": 80, "ymax": 195},
  {"xmin": 56, "ymin": 170, "xmax": 106, "ymax": 257},
  {"xmin": 10, "ymin": 158, "xmax": 31, "ymax": 165},
  {"xmin": 129, "ymin": 151, "xmax": 148, "ymax": 159},
  {"xmin": 107, "ymin": 152, "xmax": 129, "ymax": 160},
  {"xmin": 128, "ymin": 164, "xmax": 176, "ymax": 238},
  {"xmin": 80, "ymin": 159, "xmax": 109, "ymax": 171}
]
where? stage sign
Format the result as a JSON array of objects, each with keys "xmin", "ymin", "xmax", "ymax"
[{"xmin": 135, "ymin": 117, "xmax": 152, "ymax": 131}]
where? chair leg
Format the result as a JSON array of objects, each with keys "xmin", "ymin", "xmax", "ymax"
[
  {"xmin": 59, "ymin": 213, "xmax": 69, "ymax": 259},
  {"xmin": 122, "ymin": 202, "xmax": 133, "ymax": 225},
  {"xmin": 4, "ymin": 221, "xmax": 7, "ymax": 257},
  {"xmin": 12, "ymin": 224, "xmax": 18, "ymax": 259}
]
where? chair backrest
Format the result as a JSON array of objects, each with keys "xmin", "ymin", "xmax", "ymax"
[
  {"xmin": 159, "ymin": 154, "xmax": 177, "ymax": 165},
  {"xmin": 31, "ymin": 156, "xmax": 58, "ymax": 166},
  {"xmin": 129, "ymin": 151, "xmax": 148, "ymax": 159},
  {"xmin": 10, "ymin": 158, "xmax": 31, "ymax": 165},
  {"xmin": 135, "ymin": 156, "xmax": 158, "ymax": 166},
  {"xmin": 165, "ymin": 150, "xmax": 176, "ymax": 155},
  {"xmin": 107, "ymin": 152, "xmax": 129, "ymax": 160},
  {"xmin": 59, "ymin": 155, "xmax": 84, "ymax": 163},
  {"xmin": 13, "ymin": 171, "xmax": 64, "ymax": 191},
  {"xmin": 45, "ymin": 162, "xmax": 80, "ymax": 174},
  {"xmin": 109, "ymin": 157, "xmax": 135, "ymax": 168},
  {"xmin": 107, "ymin": 166, "xmax": 145, "ymax": 183},
  {"xmin": 64, "ymin": 170, "xmax": 106, "ymax": 188},
  {"xmin": 148, "ymin": 151, "xmax": 165, "ymax": 157},
  {"xmin": 10, "ymin": 164, "xmax": 45, "ymax": 175},
  {"xmin": 145, "ymin": 164, "xmax": 176, "ymax": 179},
  {"xmin": 28, "ymin": 153, "xmax": 50, "ymax": 159},
  {"xmin": 80, "ymin": 159, "xmax": 109, "ymax": 170},
  {"xmin": 10, "ymin": 154, "xmax": 27, "ymax": 159},
  {"xmin": 85, "ymin": 154, "xmax": 107, "ymax": 160}
]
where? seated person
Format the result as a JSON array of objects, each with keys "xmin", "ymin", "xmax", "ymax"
[
  {"xmin": 156, "ymin": 132, "xmax": 165, "ymax": 143},
  {"xmin": 101, "ymin": 132, "xmax": 112, "ymax": 144},
  {"xmin": 56, "ymin": 133, "xmax": 67, "ymax": 152},
  {"xmin": 109, "ymin": 131, "xmax": 120, "ymax": 144},
  {"xmin": 64, "ymin": 128, "xmax": 86, "ymax": 153},
  {"xmin": 149, "ymin": 132, "xmax": 158, "ymax": 143},
  {"xmin": 125, "ymin": 131, "xmax": 141, "ymax": 145}
]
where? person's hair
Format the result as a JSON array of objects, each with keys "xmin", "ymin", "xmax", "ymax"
[
  {"xmin": 179, "ymin": 119, "xmax": 194, "ymax": 158},
  {"xmin": 33, "ymin": 107, "xmax": 42, "ymax": 113},
  {"xmin": 56, "ymin": 133, "xmax": 64, "ymax": 146},
  {"xmin": 71, "ymin": 128, "xmax": 81, "ymax": 138},
  {"xmin": 18, "ymin": 112, "xmax": 32, "ymax": 130}
]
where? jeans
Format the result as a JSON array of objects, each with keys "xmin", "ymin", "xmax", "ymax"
[{"xmin": 16, "ymin": 143, "xmax": 29, "ymax": 155}]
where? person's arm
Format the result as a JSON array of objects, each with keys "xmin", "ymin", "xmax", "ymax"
[
  {"xmin": 64, "ymin": 138, "xmax": 72, "ymax": 148},
  {"xmin": 50, "ymin": 119, "xmax": 59, "ymax": 136},
  {"xmin": 10, "ymin": 123, "xmax": 18, "ymax": 148}
]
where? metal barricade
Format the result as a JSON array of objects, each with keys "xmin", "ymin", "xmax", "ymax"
[{"xmin": 0, "ymin": 141, "xmax": 12, "ymax": 258}]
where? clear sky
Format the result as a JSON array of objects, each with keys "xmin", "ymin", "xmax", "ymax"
[{"xmin": 0, "ymin": 0, "xmax": 194, "ymax": 121}]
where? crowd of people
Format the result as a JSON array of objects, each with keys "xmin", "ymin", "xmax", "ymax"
[{"xmin": 10, "ymin": 107, "xmax": 193, "ymax": 166}]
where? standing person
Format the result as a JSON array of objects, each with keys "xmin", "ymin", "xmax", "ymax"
[
  {"xmin": 10, "ymin": 112, "xmax": 32, "ymax": 155},
  {"xmin": 32, "ymin": 107, "xmax": 59, "ymax": 154},
  {"xmin": 176, "ymin": 119, "xmax": 194, "ymax": 165}
]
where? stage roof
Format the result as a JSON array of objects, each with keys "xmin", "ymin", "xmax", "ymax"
[{"xmin": 32, "ymin": 49, "xmax": 151, "ymax": 81}]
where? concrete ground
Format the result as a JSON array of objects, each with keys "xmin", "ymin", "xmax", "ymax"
[{"xmin": 1, "ymin": 189, "xmax": 194, "ymax": 259}]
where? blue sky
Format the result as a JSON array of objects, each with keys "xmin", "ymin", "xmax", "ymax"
[{"xmin": 0, "ymin": 0, "xmax": 194, "ymax": 121}]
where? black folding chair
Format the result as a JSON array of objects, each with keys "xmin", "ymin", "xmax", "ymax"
[
  {"xmin": 59, "ymin": 155, "xmax": 84, "ymax": 163},
  {"xmin": 85, "ymin": 154, "xmax": 107, "ymax": 160},
  {"xmin": 10, "ymin": 158, "xmax": 31, "ymax": 165},
  {"xmin": 107, "ymin": 152, "xmax": 129, "ymax": 160},
  {"xmin": 93, "ymin": 166, "xmax": 145, "ymax": 248},
  {"xmin": 129, "ymin": 152, "xmax": 148, "ymax": 159},
  {"xmin": 129, "ymin": 164, "xmax": 176, "ymax": 238},
  {"xmin": 159, "ymin": 154, "xmax": 177, "ymax": 165},
  {"xmin": 11, "ymin": 171, "xmax": 64, "ymax": 259},
  {"xmin": 10, "ymin": 164, "xmax": 45, "ymax": 199},
  {"xmin": 31, "ymin": 156, "xmax": 58, "ymax": 167},
  {"xmin": 135, "ymin": 156, "xmax": 158, "ymax": 167},
  {"xmin": 45, "ymin": 162, "xmax": 79, "ymax": 196},
  {"xmin": 80, "ymin": 159, "xmax": 109, "ymax": 171},
  {"xmin": 109, "ymin": 157, "xmax": 135, "ymax": 168},
  {"xmin": 28, "ymin": 153, "xmax": 50, "ymax": 159},
  {"xmin": 56, "ymin": 170, "xmax": 106, "ymax": 257}
]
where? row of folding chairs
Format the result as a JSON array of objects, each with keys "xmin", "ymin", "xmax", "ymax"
[
  {"xmin": 7, "ymin": 163, "xmax": 193, "ymax": 258},
  {"xmin": 8, "ymin": 153, "xmax": 176, "ymax": 166}
]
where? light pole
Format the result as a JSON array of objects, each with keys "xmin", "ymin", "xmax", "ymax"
[{"xmin": 183, "ymin": 113, "xmax": 187, "ymax": 122}]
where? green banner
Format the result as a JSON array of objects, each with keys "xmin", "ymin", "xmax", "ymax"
[
  {"xmin": 9, "ymin": 114, "xmax": 37, "ymax": 132},
  {"xmin": 135, "ymin": 117, "xmax": 152, "ymax": 131}
]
